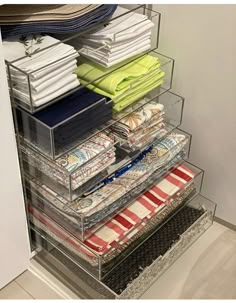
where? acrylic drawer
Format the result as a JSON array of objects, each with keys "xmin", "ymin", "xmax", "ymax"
[{"xmin": 31, "ymin": 194, "xmax": 216, "ymax": 299}]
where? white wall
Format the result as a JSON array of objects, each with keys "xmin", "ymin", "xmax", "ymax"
[
  {"xmin": 154, "ymin": 5, "xmax": 236, "ymax": 225},
  {"xmin": 0, "ymin": 34, "xmax": 30, "ymax": 288}
]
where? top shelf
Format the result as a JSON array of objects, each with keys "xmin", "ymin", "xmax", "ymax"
[{"xmin": 4, "ymin": 5, "xmax": 161, "ymax": 113}]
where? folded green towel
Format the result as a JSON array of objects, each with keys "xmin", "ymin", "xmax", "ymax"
[
  {"xmin": 113, "ymin": 76, "xmax": 164, "ymax": 112},
  {"xmin": 76, "ymin": 54, "xmax": 165, "ymax": 112}
]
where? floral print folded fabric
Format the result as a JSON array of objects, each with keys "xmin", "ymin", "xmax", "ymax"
[
  {"xmin": 112, "ymin": 99, "xmax": 164, "ymax": 135},
  {"xmin": 21, "ymin": 132, "xmax": 116, "ymax": 191},
  {"xmin": 67, "ymin": 132, "xmax": 187, "ymax": 215},
  {"xmin": 110, "ymin": 99, "xmax": 165, "ymax": 150}
]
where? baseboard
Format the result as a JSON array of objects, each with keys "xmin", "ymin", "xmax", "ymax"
[
  {"xmin": 215, "ymin": 217, "xmax": 236, "ymax": 232},
  {"xmin": 29, "ymin": 258, "xmax": 78, "ymax": 299}
]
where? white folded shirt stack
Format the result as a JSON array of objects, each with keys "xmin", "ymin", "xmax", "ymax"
[
  {"xmin": 64, "ymin": 6, "xmax": 154, "ymax": 67},
  {"xmin": 3, "ymin": 34, "xmax": 80, "ymax": 107}
]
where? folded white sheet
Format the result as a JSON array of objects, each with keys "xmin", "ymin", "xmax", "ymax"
[
  {"xmin": 84, "ymin": 6, "xmax": 154, "ymax": 43},
  {"xmin": 82, "ymin": 38, "xmax": 151, "ymax": 59},
  {"xmin": 10, "ymin": 59, "xmax": 77, "ymax": 86},
  {"xmin": 13, "ymin": 75, "xmax": 80, "ymax": 107},
  {"xmin": 8, "ymin": 51, "xmax": 78, "ymax": 83},
  {"xmin": 14, "ymin": 64, "xmax": 78, "ymax": 93},
  {"xmin": 3, "ymin": 34, "xmax": 76, "ymax": 72},
  {"xmin": 3, "ymin": 34, "xmax": 80, "ymax": 107},
  {"xmin": 80, "ymin": 40, "xmax": 151, "ymax": 67},
  {"xmin": 81, "ymin": 31, "xmax": 151, "ymax": 52}
]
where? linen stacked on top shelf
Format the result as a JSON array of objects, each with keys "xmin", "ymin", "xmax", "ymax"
[
  {"xmin": 4, "ymin": 34, "xmax": 80, "ymax": 108},
  {"xmin": 76, "ymin": 54, "xmax": 165, "ymax": 113},
  {"xmin": 65, "ymin": 6, "xmax": 154, "ymax": 67},
  {"xmin": 0, "ymin": 5, "xmax": 117, "ymax": 38}
]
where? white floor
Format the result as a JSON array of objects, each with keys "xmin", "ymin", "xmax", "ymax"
[{"xmin": 1, "ymin": 222, "xmax": 236, "ymax": 300}]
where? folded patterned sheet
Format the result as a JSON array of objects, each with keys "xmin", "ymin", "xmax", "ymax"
[
  {"xmin": 1, "ymin": 5, "xmax": 117, "ymax": 38},
  {"xmin": 29, "ymin": 163, "xmax": 196, "ymax": 268},
  {"xmin": 54, "ymin": 131, "xmax": 187, "ymax": 216},
  {"xmin": 21, "ymin": 132, "xmax": 116, "ymax": 192},
  {"xmin": 4, "ymin": 34, "xmax": 80, "ymax": 106},
  {"xmin": 63, "ymin": 6, "xmax": 154, "ymax": 67},
  {"xmin": 110, "ymin": 98, "xmax": 165, "ymax": 150},
  {"xmin": 76, "ymin": 54, "xmax": 165, "ymax": 112},
  {"xmin": 26, "ymin": 131, "xmax": 188, "ymax": 233}
]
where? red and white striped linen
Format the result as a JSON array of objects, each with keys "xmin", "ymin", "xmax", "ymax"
[{"xmin": 29, "ymin": 163, "xmax": 195, "ymax": 264}]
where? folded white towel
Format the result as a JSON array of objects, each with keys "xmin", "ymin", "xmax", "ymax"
[
  {"xmin": 80, "ymin": 39, "xmax": 151, "ymax": 67},
  {"xmin": 82, "ymin": 6, "xmax": 154, "ymax": 43},
  {"xmin": 3, "ymin": 34, "xmax": 80, "ymax": 107},
  {"xmin": 3, "ymin": 34, "xmax": 76, "ymax": 73},
  {"xmin": 10, "ymin": 59, "xmax": 77, "ymax": 88},
  {"xmin": 15, "ymin": 65, "xmax": 78, "ymax": 94},
  {"xmin": 13, "ymin": 75, "xmax": 80, "ymax": 106},
  {"xmin": 82, "ymin": 38, "xmax": 151, "ymax": 60},
  {"xmin": 9, "ymin": 54, "xmax": 78, "ymax": 82},
  {"xmin": 81, "ymin": 30, "xmax": 151, "ymax": 53}
]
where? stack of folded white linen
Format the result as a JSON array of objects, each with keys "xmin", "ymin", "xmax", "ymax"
[
  {"xmin": 3, "ymin": 34, "xmax": 80, "ymax": 108},
  {"xmin": 63, "ymin": 6, "xmax": 154, "ymax": 67}
]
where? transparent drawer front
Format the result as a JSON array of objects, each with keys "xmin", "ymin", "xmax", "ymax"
[
  {"xmin": 15, "ymin": 88, "xmax": 113, "ymax": 159},
  {"xmin": 6, "ymin": 6, "xmax": 163, "ymax": 113},
  {"xmin": 30, "ymin": 194, "xmax": 215, "ymax": 299},
  {"xmin": 24, "ymin": 129, "xmax": 191, "ymax": 241},
  {"xmin": 106, "ymin": 194, "xmax": 216, "ymax": 298},
  {"xmin": 25, "ymin": 138, "xmax": 189, "ymax": 242},
  {"xmin": 6, "ymin": 49, "xmax": 80, "ymax": 113},
  {"xmin": 5, "ymin": 5, "xmax": 161, "ymax": 114},
  {"xmin": 111, "ymin": 90, "xmax": 184, "ymax": 153},
  {"xmin": 77, "ymin": 5, "xmax": 161, "ymax": 66},
  {"xmin": 20, "ymin": 132, "xmax": 117, "ymax": 201},
  {"xmin": 21, "ymin": 126, "xmax": 190, "ymax": 202},
  {"xmin": 16, "ymin": 88, "xmax": 183, "ymax": 160},
  {"xmin": 76, "ymin": 49, "xmax": 174, "ymax": 114},
  {"xmin": 28, "ymin": 160, "xmax": 203, "ymax": 280}
]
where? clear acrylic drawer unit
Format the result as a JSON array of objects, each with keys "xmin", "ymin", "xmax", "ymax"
[
  {"xmin": 16, "ymin": 86, "xmax": 182, "ymax": 160},
  {"xmin": 31, "ymin": 192, "xmax": 215, "ymax": 300},
  {"xmin": 20, "ymin": 122, "xmax": 190, "ymax": 203},
  {"xmin": 31, "ymin": 194, "xmax": 215, "ymax": 298},
  {"xmin": 114, "ymin": 90, "xmax": 184, "ymax": 153},
  {"xmin": 27, "ymin": 158, "xmax": 202, "ymax": 280},
  {"xmin": 29, "ymin": 180, "xmax": 215, "ymax": 284},
  {"xmin": 25, "ymin": 129, "xmax": 192, "ymax": 241},
  {"xmin": 6, "ymin": 5, "xmax": 162, "ymax": 113},
  {"xmin": 15, "ymin": 90, "xmax": 113, "ymax": 159}
]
